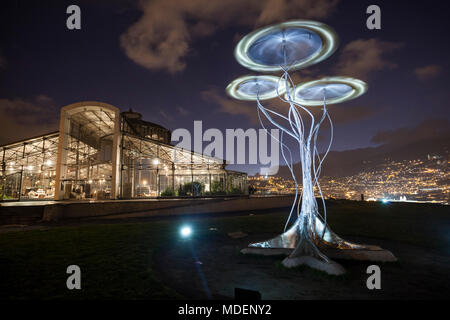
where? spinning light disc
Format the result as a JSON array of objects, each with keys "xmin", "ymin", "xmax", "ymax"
[
  {"xmin": 235, "ymin": 20, "xmax": 338, "ymax": 72},
  {"xmin": 226, "ymin": 75, "xmax": 286, "ymax": 101},
  {"xmin": 292, "ymin": 77, "xmax": 367, "ymax": 106}
]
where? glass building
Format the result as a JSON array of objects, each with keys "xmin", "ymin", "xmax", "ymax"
[{"xmin": 0, "ymin": 101, "xmax": 247, "ymax": 201}]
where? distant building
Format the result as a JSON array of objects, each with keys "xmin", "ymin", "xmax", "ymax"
[{"xmin": 0, "ymin": 101, "xmax": 247, "ymax": 201}]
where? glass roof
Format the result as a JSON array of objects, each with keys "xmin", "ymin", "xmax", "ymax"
[{"xmin": 69, "ymin": 109, "xmax": 116, "ymax": 140}]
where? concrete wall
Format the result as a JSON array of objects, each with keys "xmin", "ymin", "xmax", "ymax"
[
  {"xmin": 0, "ymin": 195, "xmax": 295, "ymax": 224},
  {"xmin": 0, "ymin": 205, "xmax": 45, "ymax": 225}
]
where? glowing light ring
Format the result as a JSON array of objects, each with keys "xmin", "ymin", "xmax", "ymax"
[
  {"xmin": 235, "ymin": 20, "xmax": 338, "ymax": 72},
  {"xmin": 225, "ymin": 75, "xmax": 287, "ymax": 101},
  {"xmin": 298, "ymin": 83, "xmax": 353, "ymax": 101},
  {"xmin": 292, "ymin": 77, "xmax": 368, "ymax": 106},
  {"xmin": 247, "ymin": 28, "xmax": 323, "ymax": 67}
]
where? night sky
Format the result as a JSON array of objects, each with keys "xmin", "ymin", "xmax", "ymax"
[{"xmin": 0, "ymin": 0, "xmax": 449, "ymax": 175}]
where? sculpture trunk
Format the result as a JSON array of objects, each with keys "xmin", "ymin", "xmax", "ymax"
[{"xmin": 299, "ymin": 143, "xmax": 315, "ymax": 240}]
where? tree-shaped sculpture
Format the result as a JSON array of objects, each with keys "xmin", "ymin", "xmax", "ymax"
[{"xmin": 227, "ymin": 20, "xmax": 396, "ymax": 275}]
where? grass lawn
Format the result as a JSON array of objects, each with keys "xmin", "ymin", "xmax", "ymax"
[{"xmin": 0, "ymin": 200, "xmax": 448, "ymax": 299}]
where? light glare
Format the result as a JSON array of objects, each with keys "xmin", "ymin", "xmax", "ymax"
[{"xmin": 180, "ymin": 226, "xmax": 192, "ymax": 238}]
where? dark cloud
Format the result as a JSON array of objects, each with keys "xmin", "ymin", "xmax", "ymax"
[
  {"xmin": 414, "ymin": 64, "xmax": 442, "ymax": 81},
  {"xmin": 334, "ymin": 39, "xmax": 403, "ymax": 80},
  {"xmin": 176, "ymin": 106, "xmax": 190, "ymax": 116},
  {"xmin": 0, "ymin": 95, "xmax": 59, "ymax": 145},
  {"xmin": 371, "ymin": 119, "xmax": 450, "ymax": 146},
  {"xmin": 319, "ymin": 104, "xmax": 376, "ymax": 124},
  {"xmin": 201, "ymin": 87, "xmax": 258, "ymax": 124}
]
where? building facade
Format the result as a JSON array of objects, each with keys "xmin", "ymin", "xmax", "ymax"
[{"xmin": 0, "ymin": 101, "xmax": 247, "ymax": 201}]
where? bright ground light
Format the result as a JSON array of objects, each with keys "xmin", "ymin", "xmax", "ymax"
[{"xmin": 180, "ymin": 226, "xmax": 192, "ymax": 238}]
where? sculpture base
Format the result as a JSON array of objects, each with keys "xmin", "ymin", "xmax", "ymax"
[
  {"xmin": 241, "ymin": 245, "xmax": 397, "ymax": 263},
  {"xmin": 240, "ymin": 218, "xmax": 397, "ymax": 275},
  {"xmin": 241, "ymin": 247, "xmax": 292, "ymax": 256},
  {"xmin": 321, "ymin": 245, "xmax": 397, "ymax": 262},
  {"xmin": 241, "ymin": 245, "xmax": 346, "ymax": 275},
  {"xmin": 282, "ymin": 255, "xmax": 346, "ymax": 275}
]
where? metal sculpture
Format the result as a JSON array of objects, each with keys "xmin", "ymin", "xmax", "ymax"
[{"xmin": 227, "ymin": 20, "xmax": 396, "ymax": 274}]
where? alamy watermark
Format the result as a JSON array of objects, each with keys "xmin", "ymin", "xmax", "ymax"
[
  {"xmin": 66, "ymin": 5, "xmax": 81, "ymax": 30},
  {"xmin": 366, "ymin": 5, "xmax": 381, "ymax": 30},
  {"xmin": 172, "ymin": 121, "xmax": 280, "ymax": 175},
  {"xmin": 66, "ymin": 265, "xmax": 81, "ymax": 290},
  {"xmin": 366, "ymin": 265, "xmax": 381, "ymax": 290}
]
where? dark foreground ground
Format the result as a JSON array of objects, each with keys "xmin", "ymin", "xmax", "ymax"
[{"xmin": 0, "ymin": 200, "xmax": 449, "ymax": 299}]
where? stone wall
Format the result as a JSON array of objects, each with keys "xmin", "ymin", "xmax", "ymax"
[{"xmin": 0, "ymin": 195, "xmax": 295, "ymax": 224}]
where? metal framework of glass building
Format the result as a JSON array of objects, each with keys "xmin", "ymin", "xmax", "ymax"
[{"xmin": 0, "ymin": 101, "xmax": 247, "ymax": 201}]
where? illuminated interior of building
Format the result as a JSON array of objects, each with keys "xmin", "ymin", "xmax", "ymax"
[{"xmin": 0, "ymin": 101, "xmax": 247, "ymax": 201}]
